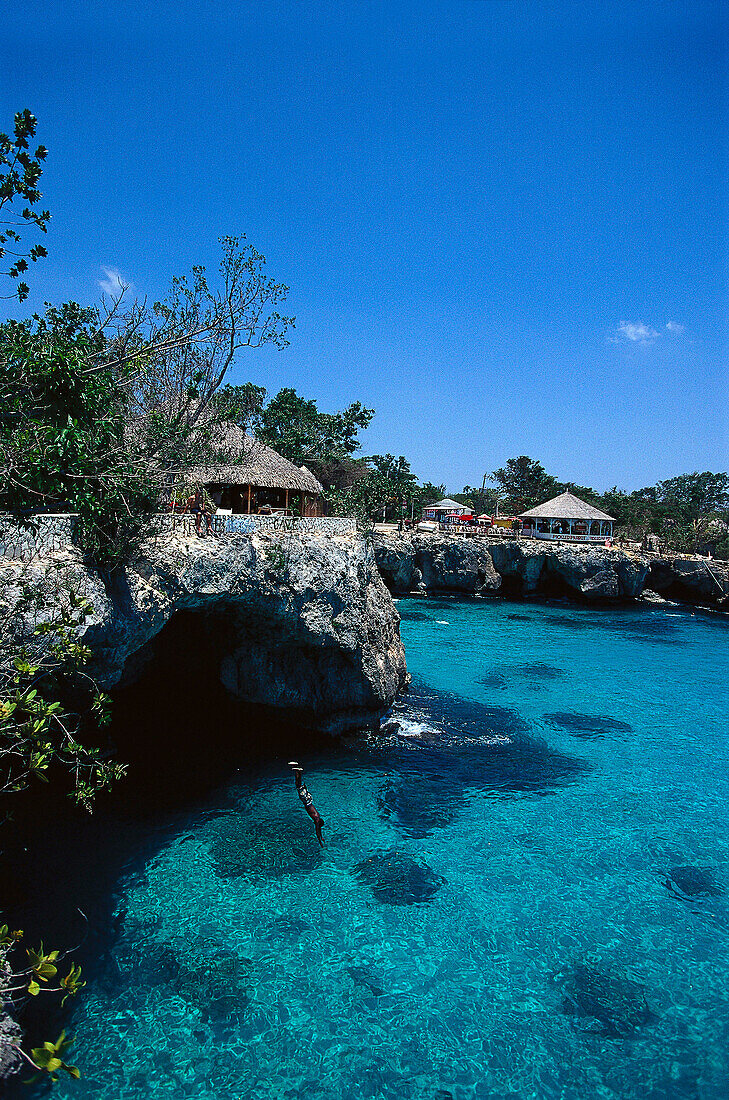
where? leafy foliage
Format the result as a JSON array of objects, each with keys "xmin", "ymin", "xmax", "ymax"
[
  {"xmin": 325, "ymin": 455, "xmax": 441, "ymax": 525},
  {"xmin": 458, "ymin": 483, "xmax": 500, "ymax": 515},
  {"xmin": 490, "ymin": 456, "xmax": 560, "ymax": 513},
  {"xmin": 0, "ymin": 580, "xmax": 119, "ymax": 1083},
  {"xmin": 28, "ymin": 1031, "xmax": 80, "ymax": 1083},
  {"xmin": 215, "ymin": 383, "xmax": 374, "ymax": 489},
  {"xmin": 0, "ymin": 109, "xmax": 49, "ymax": 302},
  {"xmin": 0, "ymin": 927, "xmax": 86, "ymax": 1082},
  {"xmin": 0, "ymin": 239, "xmax": 294, "ymax": 566},
  {"xmin": 0, "ymin": 579, "xmax": 125, "ymax": 807},
  {"xmin": 0, "ymin": 303, "xmax": 156, "ymax": 565}
]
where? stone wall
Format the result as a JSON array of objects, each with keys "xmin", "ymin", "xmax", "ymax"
[
  {"xmin": 210, "ymin": 514, "xmax": 357, "ymax": 537},
  {"xmin": 0, "ymin": 515, "xmax": 78, "ymax": 561},
  {"xmin": 142, "ymin": 513, "xmax": 356, "ymax": 538},
  {"xmin": 0, "ymin": 513, "xmax": 357, "ymax": 562}
]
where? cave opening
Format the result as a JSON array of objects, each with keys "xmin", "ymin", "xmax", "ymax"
[{"xmin": 109, "ymin": 606, "xmax": 338, "ymax": 808}]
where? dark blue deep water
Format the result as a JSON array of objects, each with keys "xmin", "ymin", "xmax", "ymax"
[{"xmin": 17, "ymin": 600, "xmax": 729, "ymax": 1098}]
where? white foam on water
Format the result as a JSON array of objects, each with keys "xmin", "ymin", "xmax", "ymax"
[
  {"xmin": 436, "ymin": 620, "xmax": 449, "ymax": 625},
  {"xmin": 395, "ymin": 718, "xmax": 439, "ymax": 739}
]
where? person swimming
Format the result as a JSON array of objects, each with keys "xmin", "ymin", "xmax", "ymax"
[{"xmin": 288, "ymin": 761, "xmax": 325, "ymax": 846}]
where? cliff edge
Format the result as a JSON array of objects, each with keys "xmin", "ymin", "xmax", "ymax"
[
  {"xmin": 373, "ymin": 532, "xmax": 729, "ymax": 608},
  {"xmin": 0, "ymin": 527, "xmax": 408, "ymax": 736}
]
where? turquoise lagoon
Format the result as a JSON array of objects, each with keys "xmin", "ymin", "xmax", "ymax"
[{"xmin": 17, "ymin": 599, "xmax": 729, "ymax": 1099}]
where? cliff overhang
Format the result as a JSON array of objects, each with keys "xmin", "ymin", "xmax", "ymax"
[{"xmin": 0, "ymin": 528, "xmax": 409, "ymax": 737}]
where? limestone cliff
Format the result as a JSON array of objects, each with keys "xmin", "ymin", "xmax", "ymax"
[
  {"xmin": 0, "ymin": 528, "xmax": 408, "ymax": 735},
  {"xmin": 373, "ymin": 532, "xmax": 728, "ymax": 608}
]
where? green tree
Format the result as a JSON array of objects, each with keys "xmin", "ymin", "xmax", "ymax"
[
  {"xmin": 0, "ymin": 303, "xmax": 154, "ymax": 564},
  {"xmin": 370, "ymin": 454, "xmax": 419, "ymax": 520},
  {"xmin": 656, "ymin": 471, "xmax": 729, "ymax": 524},
  {"xmin": 327, "ymin": 455, "xmax": 419, "ymax": 523},
  {"xmin": 491, "ymin": 456, "xmax": 560, "ymax": 512},
  {"xmin": 459, "ymin": 483, "xmax": 499, "ymax": 515},
  {"xmin": 557, "ymin": 480, "xmax": 603, "ymax": 508},
  {"xmin": 0, "ymin": 239, "xmax": 294, "ymax": 565},
  {"xmin": 0, "ymin": 109, "xmax": 49, "ymax": 301},
  {"xmin": 414, "ymin": 481, "xmax": 448, "ymax": 514},
  {"xmin": 214, "ymin": 384, "xmax": 374, "ymax": 490},
  {"xmin": 257, "ymin": 388, "xmax": 373, "ymax": 469},
  {"xmin": 214, "ymin": 381, "xmax": 267, "ymax": 434}
]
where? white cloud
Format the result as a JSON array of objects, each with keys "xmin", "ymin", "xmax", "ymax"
[
  {"xmin": 99, "ymin": 265, "xmax": 133, "ymax": 297},
  {"xmin": 665, "ymin": 321, "xmax": 685, "ymax": 334},
  {"xmin": 616, "ymin": 322, "xmax": 659, "ymax": 345}
]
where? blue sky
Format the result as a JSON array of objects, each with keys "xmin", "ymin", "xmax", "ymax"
[{"xmin": 3, "ymin": 0, "xmax": 727, "ymax": 491}]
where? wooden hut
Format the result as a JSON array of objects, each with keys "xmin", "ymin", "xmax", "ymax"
[
  {"xmin": 520, "ymin": 491, "xmax": 615, "ymax": 542},
  {"xmin": 188, "ymin": 423, "xmax": 324, "ymax": 516}
]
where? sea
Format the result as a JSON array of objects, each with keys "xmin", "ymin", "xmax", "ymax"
[{"xmin": 10, "ymin": 597, "xmax": 729, "ymax": 1100}]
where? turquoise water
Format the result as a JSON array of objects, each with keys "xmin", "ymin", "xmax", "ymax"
[{"xmin": 19, "ymin": 599, "xmax": 729, "ymax": 1098}]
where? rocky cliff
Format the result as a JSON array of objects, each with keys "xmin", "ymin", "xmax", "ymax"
[
  {"xmin": 373, "ymin": 532, "xmax": 729, "ymax": 608},
  {"xmin": 0, "ymin": 528, "xmax": 408, "ymax": 735}
]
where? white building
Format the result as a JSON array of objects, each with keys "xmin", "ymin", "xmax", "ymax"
[{"xmin": 520, "ymin": 491, "xmax": 615, "ymax": 543}]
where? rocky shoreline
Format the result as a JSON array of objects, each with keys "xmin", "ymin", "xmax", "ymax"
[
  {"xmin": 1, "ymin": 528, "xmax": 408, "ymax": 736},
  {"xmin": 373, "ymin": 532, "xmax": 729, "ymax": 609}
]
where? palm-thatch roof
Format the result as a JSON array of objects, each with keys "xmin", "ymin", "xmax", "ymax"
[
  {"xmin": 188, "ymin": 422, "xmax": 323, "ymax": 495},
  {"xmin": 427, "ymin": 498, "xmax": 469, "ymax": 511},
  {"xmin": 520, "ymin": 491, "xmax": 615, "ymax": 521}
]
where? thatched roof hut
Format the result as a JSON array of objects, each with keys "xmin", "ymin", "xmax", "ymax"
[
  {"xmin": 520, "ymin": 491, "xmax": 614, "ymax": 522},
  {"xmin": 423, "ymin": 497, "xmax": 470, "ymax": 517},
  {"xmin": 188, "ymin": 422, "xmax": 323, "ymax": 515},
  {"xmin": 519, "ymin": 491, "xmax": 614, "ymax": 542}
]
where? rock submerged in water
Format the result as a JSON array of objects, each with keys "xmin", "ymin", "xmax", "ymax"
[
  {"xmin": 346, "ymin": 964, "xmax": 384, "ymax": 997},
  {"xmin": 544, "ymin": 712, "xmax": 632, "ymax": 737},
  {"xmin": 482, "ymin": 662, "xmax": 563, "ymax": 690},
  {"xmin": 174, "ymin": 947, "xmax": 252, "ymax": 1023},
  {"xmin": 134, "ymin": 938, "xmax": 252, "ymax": 1023},
  {"xmin": 207, "ymin": 816, "xmax": 324, "ymax": 879},
  {"xmin": 355, "ymin": 848, "xmax": 444, "ymax": 904},
  {"xmin": 480, "ymin": 671, "xmax": 508, "ymax": 690},
  {"xmin": 665, "ymin": 865, "xmax": 723, "ymax": 899},
  {"xmin": 558, "ymin": 960, "xmax": 652, "ymax": 1037},
  {"xmin": 378, "ymin": 773, "xmax": 465, "ymax": 838}
]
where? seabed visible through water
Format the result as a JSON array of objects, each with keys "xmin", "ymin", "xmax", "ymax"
[{"xmin": 10, "ymin": 598, "xmax": 729, "ymax": 1100}]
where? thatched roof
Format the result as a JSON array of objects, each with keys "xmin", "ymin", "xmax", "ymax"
[
  {"xmin": 189, "ymin": 422, "xmax": 323, "ymax": 495},
  {"xmin": 426, "ymin": 498, "xmax": 469, "ymax": 511},
  {"xmin": 520, "ymin": 491, "xmax": 615, "ymax": 521}
]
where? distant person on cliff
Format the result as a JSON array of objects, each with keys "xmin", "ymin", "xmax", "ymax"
[
  {"xmin": 183, "ymin": 488, "xmax": 213, "ymax": 536},
  {"xmin": 288, "ymin": 761, "xmax": 325, "ymax": 846}
]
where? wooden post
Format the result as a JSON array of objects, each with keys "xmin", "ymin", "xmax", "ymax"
[
  {"xmin": 285, "ymin": 488, "xmax": 289, "ymax": 513},
  {"xmin": 247, "ymin": 484, "xmax": 252, "ymax": 514}
]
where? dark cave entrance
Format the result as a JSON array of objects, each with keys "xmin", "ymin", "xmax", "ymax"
[{"xmin": 109, "ymin": 606, "xmax": 338, "ymax": 807}]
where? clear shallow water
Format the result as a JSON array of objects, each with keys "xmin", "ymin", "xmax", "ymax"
[{"xmin": 18, "ymin": 600, "xmax": 729, "ymax": 1099}]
